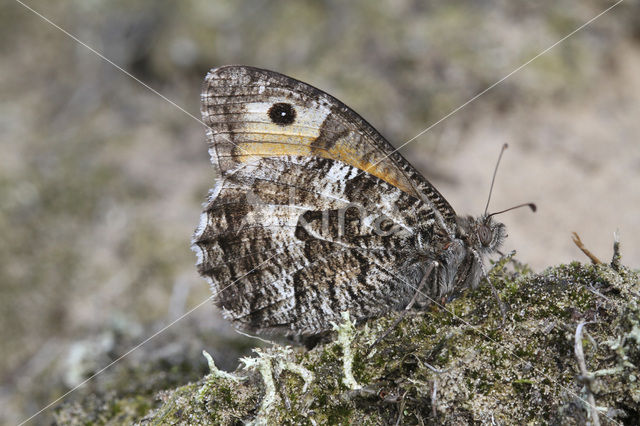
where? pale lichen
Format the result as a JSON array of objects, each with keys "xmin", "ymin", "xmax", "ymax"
[
  {"xmin": 202, "ymin": 350, "xmax": 244, "ymax": 383},
  {"xmin": 277, "ymin": 347, "xmax": 315, "ymax": 392},
  {"xmin": 240, "ymin": 349, "xmax": 278, "ymax": 425},
  {"xmin": 238, "ymin": 345, "xmax": 316, "ymax": 424},
  {"xmin": 197, "ymin": 350, "xmax": 245, "ymax": 403},
  {"xmin": 332, "ymin": 311, "xmax": 361, "ymax": 390}
]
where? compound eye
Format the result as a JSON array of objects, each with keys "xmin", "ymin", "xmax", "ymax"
[{"xmin": 478, "ymin": 225, "xmax": 492, "ymax": 247}]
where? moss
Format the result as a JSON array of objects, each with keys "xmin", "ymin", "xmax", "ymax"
[{"xmin": 56, "ymin": 262, "xmax": 640, "ymax": 424}]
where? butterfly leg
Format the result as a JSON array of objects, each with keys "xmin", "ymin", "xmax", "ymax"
[
  {"xmin": 368, "ymin": 261, "xmax": 437, "ymax": 351},
  {"xmin": 484, "ymin": 250, "xmax": 516, "ymax": 323},
  {"xmin": 292, "ymin": 331, "xmax": 332, "ymax": 350}
]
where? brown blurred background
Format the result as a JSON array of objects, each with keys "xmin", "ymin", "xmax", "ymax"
[{"xmin": 1, "ymin": 0, "xmax": 639, "ymax": 423}]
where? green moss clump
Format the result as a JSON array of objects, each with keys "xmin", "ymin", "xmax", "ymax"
[{"xmin": 56, "ymin": 262, "xmax": 640, "ymax": 424}]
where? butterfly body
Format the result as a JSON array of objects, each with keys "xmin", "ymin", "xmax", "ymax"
[{"xmin": 192, "ymin": 66, "xmax": 505, "ymax": 337}]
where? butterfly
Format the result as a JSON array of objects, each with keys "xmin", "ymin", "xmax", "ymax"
[{"xmin": 192, "ymin": 65, "xmax": 506, "ymax": 338}]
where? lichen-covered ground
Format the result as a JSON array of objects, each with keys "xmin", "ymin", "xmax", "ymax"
[{"xmin": 55, "ymin": 261, "xmax": 640, "ymax": 424}]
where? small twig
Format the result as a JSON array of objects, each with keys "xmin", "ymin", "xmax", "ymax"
[
  {"xmin": 574, "ymin": 321, "xmax": 600, "ymax": 426},
  {"xmin": 281, "ymin": 387, "xmax": 292, "ymax": 410},
  {"xmin": 341, "ymin": 384, "xmax": 379, "ymax": 401},
  {"xmin": 611, "ymin": 230, "xmax": 621, "ymax": 271},
  {"xmin": 572, "ymin": 232, "xmax": 602, "ymax": 264},
  {"xmin": 423, "ymin": 361, "xmax": 448, "ymax": 374},
  {"xmin": 542, "ymin": 320, "xmax": 556, "ymax": 335},
  {"xmin": 395, "ymin": 391, "xmax": 408, "ymax": 426},
  {"xmin": 585, "ymin": 284, "xmax": 611, "ymax": 303},
  {"xmin": 489, "ymin": 281, "xmax": 507, "ymax": 324},
  {"xmin": 235, "ymin": 329, "xmax": 277, "ymax": 345},
  {"xmin": 407, "ymin": 353, "xmax": 449, "ymax": 374},
  {"xmin": 431, "ymin": 378, "xmax": 438, "ymax": 420}
]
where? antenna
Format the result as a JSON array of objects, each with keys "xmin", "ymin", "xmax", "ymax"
[
  {"xmin": 484, "ymin": 143, "xmax": 509, "ymax": 216},
  {"xmin": 487, "ymin": 202, "xmax": 537, "ymax": 219}
]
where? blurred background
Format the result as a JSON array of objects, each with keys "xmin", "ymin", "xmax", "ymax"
[{"xmin": 1, "ymin": 0, "xmax": 639, "ymax": 423}]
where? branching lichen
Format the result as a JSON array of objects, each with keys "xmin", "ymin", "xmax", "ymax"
[
  {"xmin": 332, "ymin": 311, "xmax": 361, "ymax": 390},
  {"xmin": 277, "ymin": 347, "xmax": 314, "ymax": 392},
  {"xmin": 240, "ymin": 349, "xmax": 278, "ymax": 424},
  {"xmin": 197, "ymin": 350, "xmax": 245, "ymax": 403}
]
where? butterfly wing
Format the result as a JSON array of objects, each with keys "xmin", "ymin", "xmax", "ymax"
[
  {"xmin": 200, "ymin": 66, "xmax": 455, "ymax": 221},
  {"xmin": 194, "ymin": 66, "xmax": 453, "ymax": 335}
]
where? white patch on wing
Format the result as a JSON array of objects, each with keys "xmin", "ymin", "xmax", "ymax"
[
  {"xmin": 325, "ymin": 161, "xmax": 352, "ymax": 182},
  {"xmin": 241, "ymin": 100, "xmax": 330, "ymax": 138},
  {"xmin": 347, "ymin": 167, "xmax": 359, "ymax": 180},
  {"xmin": 240, "ymin": 204, "xmax": 301, "ymax": 230}
]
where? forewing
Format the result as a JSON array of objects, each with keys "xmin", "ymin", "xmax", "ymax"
[{"xmin": 200, "ymin": 65, "xmax": 456, "ymax": 222}]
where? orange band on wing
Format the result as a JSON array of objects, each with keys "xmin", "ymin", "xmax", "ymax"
[{"xmin": 235, "ymin": 134, "xmax": 414, "ymax": 195}]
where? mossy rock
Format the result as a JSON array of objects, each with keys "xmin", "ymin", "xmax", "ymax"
[{"xmin": 55, "ymin": 262, "xmax": 640, "ymax": 424}]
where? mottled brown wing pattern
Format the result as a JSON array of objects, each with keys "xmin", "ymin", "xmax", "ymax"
[
  {"xmin": 194, "ymin": 155, "xmax": 437, "ymax": 335},
  {"xmin": 193, "ymin": 66, "xmax": 456, "ymax": 335}
]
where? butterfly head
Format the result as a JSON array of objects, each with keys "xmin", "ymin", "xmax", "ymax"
[
  {"xmin": 474, "ymin": 215, "xmax": 506, "ymax": 254},
  {"xmin": 450, "ymin": 215, "xmax": 505, "ymax": 263},
  {"xmin": 472, "ymin": 202, "xmax": 536, "ymax": 254}
]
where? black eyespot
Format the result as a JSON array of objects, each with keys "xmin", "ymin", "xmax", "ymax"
[{"xmin": 268, "ymin": 102, "xmax": 296, "ymax": 125}]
